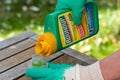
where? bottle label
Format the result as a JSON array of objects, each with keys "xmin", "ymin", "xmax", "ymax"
[{"xmin": 58, "ymin": 4, "xmax": 95, "ymax": 47}]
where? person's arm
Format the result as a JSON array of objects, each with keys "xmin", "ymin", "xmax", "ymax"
[{"xmin": 100, "ymin": 50, "xmax": 120, "ymax": 80}]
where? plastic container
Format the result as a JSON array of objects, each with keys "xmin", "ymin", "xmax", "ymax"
[
  {"xmin": 28, "ymin": 54, "xmax": 48, "ymax": 68},
  {"xmin": 35, "ymin": 2, "xmax": 99, "ymax": 56}
]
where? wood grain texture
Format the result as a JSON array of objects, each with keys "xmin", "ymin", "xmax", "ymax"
[
  {"xmin": 0, "ymin": 51, "xmax": 64, "ymax": 80},
  {"xmin": 17, "ymin": 76, "xmax": 32, "ymax": 80},
  {"xmin": 0, "ymin": 47, "xmax": 35, "ymax": 73},
  {"xmin": 30, "ymin": 34, "xmax": 38, "ymax": 41},
  {"xmin": 0, "ymin": 31, "xmax": 36, "ymax": 50},
  {"xmin": 0, "ymin": 39, "xmax": 36, "ymax": 61},
  {"xmin": 52, "ymin": 54, "xmax": 76, "ymax": 64},
  {"xmin": 0, "ymin": 61, "xmax": 29, "ymax": 80},
  {"xmin": 62, "ymin": 48, "xmax": 97, "ymax": 65}
]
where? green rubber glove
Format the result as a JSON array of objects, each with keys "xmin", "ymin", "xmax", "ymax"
[
  {"xmin": 55, "ymin": 0, "xmax": 93, "ymax": 25},
  {"xmin": 25, "ymin": 62, "xmax": 72, "ymax": 80}
]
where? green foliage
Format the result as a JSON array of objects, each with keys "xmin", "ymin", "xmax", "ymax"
[
  {"xmin": 72, "ymin": 7, "xmax": 120, "ymax": 60},
  {"xmin": 0, "ymin": 0, "xmax": 56, "ymax": 38}
]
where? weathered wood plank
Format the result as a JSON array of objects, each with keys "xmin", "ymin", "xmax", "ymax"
[
  {"xmin": 0, "ymin": 39, "xmax": 36, "ymax": 61},
  {"xmin": 30, "ymin": 34, "xmax": 38, "ymax": 41},
  {"xmin": 0, "ymin": 31, "xmax": 36, "ymax": 50},
  {"xmin": 0, "ymin": 52, "xmax": 64, "ymax": 80},
  {"xmin": 52, "ymin": 54, "xmax": 76, "ymax": 64},
  {"xmin": 70, "ymin": 59, "xmax": 88, "ymax": 66},
  {"xmin": 0, "ymin": 47, "xmax": 35, "ymax": 73},
  {"xmin": 62, "ymin": 48, "xmax": 97, "ymax": 65},
  {"xmin": 17, "ymin": 76, "xmax": 31, "ymax": 80},
  {"xmin": 0, "ymin": 61, "xmax": 29, "ymax": 80},
  {"xmin": 45, "ymin": 52, "xmax": 64, "ymax": 61},
  {"xmin": 52, "ymin": 54, "xmax": 88, "ymax": 65}
]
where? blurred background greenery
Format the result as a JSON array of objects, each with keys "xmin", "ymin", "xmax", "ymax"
[{"xmin": 0, "ymin": 0, "xmax": 120, "ymax": 60}]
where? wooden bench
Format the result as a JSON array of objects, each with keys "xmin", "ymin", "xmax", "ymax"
[{"xmin": 0, "ymin": 31, "xmax": 97, "ymax": 80}]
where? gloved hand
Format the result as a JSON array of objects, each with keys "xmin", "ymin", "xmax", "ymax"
[
  {"xmin": 55, "ymin": 0, "xmax": 93, "ymax": 25},
  {"xmin": 25, "ymin": 62, "xmax": 72, "ymax": 80}
]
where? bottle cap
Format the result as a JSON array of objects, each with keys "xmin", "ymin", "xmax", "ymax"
[{"xmin": 35, "ymin": 32, "xmax": 57, "ymax": 56}]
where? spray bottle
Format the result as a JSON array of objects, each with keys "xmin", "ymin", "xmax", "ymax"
[{"xmin": 35, "ymin": 2, "xmax": 99, "ymax": 56}]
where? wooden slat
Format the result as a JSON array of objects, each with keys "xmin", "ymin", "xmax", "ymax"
[
  {"xmin": 62, "ymin": 48, "xmax": 97, "ymax": 65},
  {"xmin": 46, "ymin": 52, "xmax": 64, "ymax": 61},
  {"xmin": 30, "ymin": 34, "xmax": 38, "ymax": 41},
  {"xmin": 0, "ymin": 31, "xmax": 36, "ymax": 50},
  {"xmin": 70, "ymin": 59, "xmax": 88, "ymax": 66},
  {"xmin": 0, "ymin": 52, "xmax": 64, "ymax": 80},
  {"xmin": 17, "ymin": 76, "xmax": 31, "ymax": 80},
  {"xmin": 0, "ymin": 39, "xmax": 36, "ymax": 61},
  {"xmin": 0, "ymin": 47, "xmax": 35, "ymax": 73},
  {"xmin": 52, "ymin": 54, "xmax": 76, "ymax": 64},
  {"xmin": 0, "ymin": 61, "xmax": 29, "ymax": 80}
]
